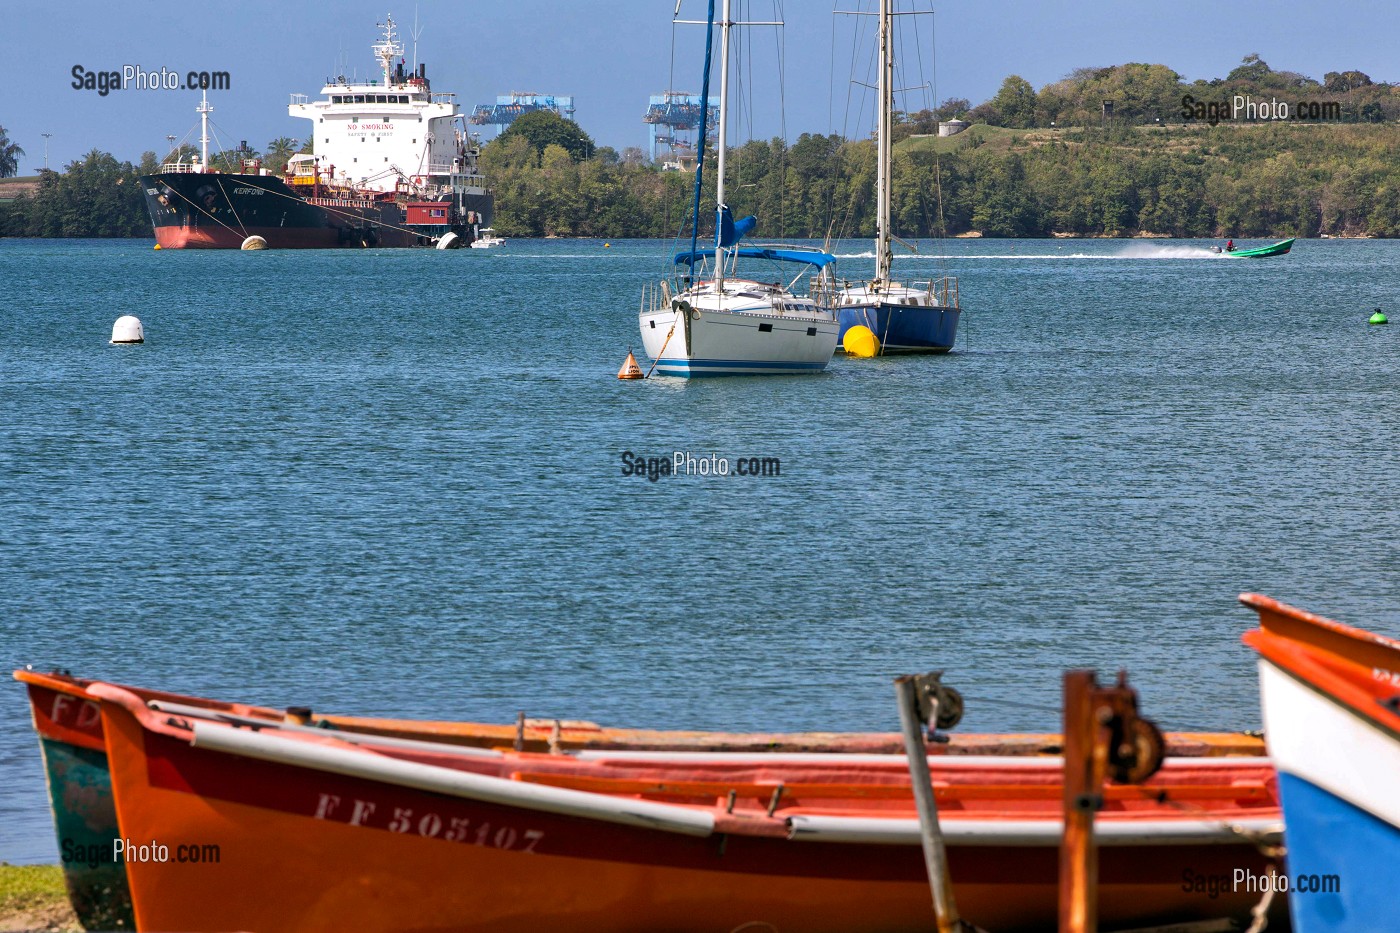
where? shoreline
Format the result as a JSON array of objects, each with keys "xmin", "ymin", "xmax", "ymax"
[{"xmin": 0, "ymin": 233, "xmax": 1384, "ymax": 242}]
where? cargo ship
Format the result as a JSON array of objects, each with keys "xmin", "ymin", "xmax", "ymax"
[{"xmin": 139, "ymin": 16, "xmax": 492, "ymax": 249}]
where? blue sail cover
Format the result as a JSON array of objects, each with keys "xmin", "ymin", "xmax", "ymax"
[
  {"xmin": 671, "ymin": 246, "xmax": 837, "ymax": 269},
  {"xmin": 717, "ymin": 205, "xmax": 758, "ymax": 247}
]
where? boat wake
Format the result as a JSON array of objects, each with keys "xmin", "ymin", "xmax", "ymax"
[
  {"xmin": 1112, "ymin": 243, "xmax": 1219, "ymax": 259},
  {"xmin": 844, "ymin": 245, "xmax": 1220, "ymax": 261}
]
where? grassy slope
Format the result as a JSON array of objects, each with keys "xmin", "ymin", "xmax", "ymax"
[
  {"xmin": 0, "ymin": 176, "xmax": 42, "ymax": 203},
  {"xmin": 0, "ymin": 865, "xmax": 78, "ymax": 933},
  {"xmin": 897, "ymin": 123, "xmax": 1032, "ymax": 154}
]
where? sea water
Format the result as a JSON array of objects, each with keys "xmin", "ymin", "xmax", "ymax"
[{"xmin": 3, "ymin": 236, "xmax": 1399, "ymax": 862}]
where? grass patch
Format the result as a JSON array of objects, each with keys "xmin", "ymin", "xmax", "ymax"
[
  {"xmin": 0, "ymin": 865, "xmax": 78, "ymax": 933},
  {"xmin": 897, "ymin": 124, "xmax": 1038, "ymax": 154}
]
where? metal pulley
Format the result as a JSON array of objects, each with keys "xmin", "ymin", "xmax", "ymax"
[
  {"xmin": 907, "ymin": 671, "xmax": 964, "ymax": 732},
  {"xmin": 1105, "ymin": 681, "xmax": 1165, "ymax": 785}
]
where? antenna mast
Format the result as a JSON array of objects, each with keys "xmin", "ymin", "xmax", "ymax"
[
  {"xmin": 373, "ymin": 15, "xmax": 404, "ymax": 87},
  {"xmin": 411, "ymin": 5, "xmax": 423, "ymax": 73}
]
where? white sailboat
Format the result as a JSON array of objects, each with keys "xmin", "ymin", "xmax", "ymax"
[
  {"xmin": 827, "ymin": 0, "xmax": 961, "ymax": 354},
  {"xmin": 638, "ymin": 0, "xmax": 839, "ymax": 377}
]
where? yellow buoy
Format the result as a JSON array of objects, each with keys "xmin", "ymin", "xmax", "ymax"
[
  {"xmin": 604, "ymin": 243, "xmax": 611, "ymax": 248},
  {"xmin": 617, "ymin": 350, "xmax": 644, "ymax": 380},
  {"xmin": 153, "ymin": 244, "xmax": 162, "ymax": 250},
  {"xmin": 843, "ymin": 325, "xmax": 880, "ymax": 358}
]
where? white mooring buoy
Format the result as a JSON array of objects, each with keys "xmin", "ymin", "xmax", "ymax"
[
  {"xmin": 240, "ymin": 235, "xmax": 268, "ymax": 250},
  {"xmin": 111, "ymin": 315, "xmax": 145, "ymax": 345}
]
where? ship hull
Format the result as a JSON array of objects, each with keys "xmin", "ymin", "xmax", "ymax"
[
  {"xmin": 639, "ymin": 305, "xmax": 840, "ymax": 377},
  {"xmin": 837, "ymin": 303, "xmax": 960, "ymax": 354},
  {"xmin": 139, "ymin": 172, "xmax": 493, "ymax": 249},
  {"xmin": 1241, "ymin": 593, "xmax": 1400, "ymax": 933}
]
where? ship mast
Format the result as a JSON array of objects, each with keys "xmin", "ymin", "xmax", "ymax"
[
  {"xmin": 712, "ymin": 0, "xmax": 731, "ymax": 293},
  {"xmin": 875, "ymin": 0, "xmax": 893, "ymax": 287},
  {"xmin": 197, "ymin": 90, "xmax": 212, "ymax": 171}
]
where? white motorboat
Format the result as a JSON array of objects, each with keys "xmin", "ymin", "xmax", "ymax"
[{"xmin": 470, "ymin": 227, "xmax": 505, "ymax": 248}]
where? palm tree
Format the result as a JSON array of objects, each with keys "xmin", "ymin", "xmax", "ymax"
[
  {"xmin": 0, "ymin": 126, "xmax": 25, "ymax": 178},
  {"xmin": 264, "ymin": 136, "xmax": 299, "ymax": 175}
]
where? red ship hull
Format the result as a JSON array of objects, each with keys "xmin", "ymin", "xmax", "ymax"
[
  {"xmin": 153, "ymin": 224, "xmax": 422, "ymax": 249},
  {"xmin": 140, "ymin": 171, "xmax": 492, "ymax": 249}
]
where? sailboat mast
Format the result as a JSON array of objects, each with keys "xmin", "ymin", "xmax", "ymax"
[
  {"xmin": 684, "ymin": 0, "xmax": 717, "ymax": 276},
  {"xmin": 713, "ymin": 0, "xmax": 731, "ymax": 291},
  {"xmin": 875, "ymin": 0, "xmax": 893, "ymax": 285},
  {"xmin": 868, "ymin": 0, "xmax": 890, "ymax": 285}
]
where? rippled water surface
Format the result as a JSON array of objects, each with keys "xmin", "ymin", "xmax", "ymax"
[{"xmin": 4, "ymin": 236, "xmax": 1399, "ymax": 861}]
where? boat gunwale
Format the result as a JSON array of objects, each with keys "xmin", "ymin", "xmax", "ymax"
[{"xmin": 15, "ymin": 666, "xmax": 1270, "ymax": 756}]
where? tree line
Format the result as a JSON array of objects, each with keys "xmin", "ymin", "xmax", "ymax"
[
  {"xmin": 956, "ymin": 55, "xmax": 1400, "ymax": 132},
  {"xmin": 479, "ymin": 113, "xmax": 1400, "ymax": 239},
  {"xmin": 5, "ymin": 53, "xmax": 1400, "ymax": 239}
]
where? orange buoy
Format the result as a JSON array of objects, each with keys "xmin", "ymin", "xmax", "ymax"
[{"xmin": 617, "ymin": 350, "xmax": 644, "ymax": 380}]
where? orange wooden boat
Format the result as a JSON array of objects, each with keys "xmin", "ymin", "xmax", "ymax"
[
  {"xmin": 14, "ymin": 667, "xmax": 1270, "ymax": 930},
  {"xmin": 92, "ymin": 682, "xmax": 1282, "ymax": 932}
]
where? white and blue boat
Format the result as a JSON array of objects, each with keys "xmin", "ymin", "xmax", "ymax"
[
  {"xmin": 1242, "ymin": 592, "xmax": 1400, "ymax": 933},
  {"xmin": 827, "ymin": 0, "xmax": 961, "ymax": 354},
  {"xmin": 638, "ymin": 0, "xmax": 839, "ymax": 378}
]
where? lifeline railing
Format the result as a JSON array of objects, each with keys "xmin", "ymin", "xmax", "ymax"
[{"xmin": 809, "ymin": 275, "xmax": 960, "ymax": 309}]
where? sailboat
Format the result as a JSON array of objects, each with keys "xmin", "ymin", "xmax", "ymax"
[
  {"xmin": 639, "ymin": 0, "xmax": 840, "ymax": 377},
  {"xmin": 829, "ymin": 0, "xmax": 962, "ymax": 354}
]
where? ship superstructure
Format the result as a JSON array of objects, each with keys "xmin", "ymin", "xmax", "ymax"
[{"xmin": 288, "ymin": 16, "xmax": 487, "ymax": 200}]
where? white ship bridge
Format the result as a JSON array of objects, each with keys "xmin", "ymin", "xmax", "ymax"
[{"xmin": 288, "ymin": 16, "xmax": 487, "ymax": 198}]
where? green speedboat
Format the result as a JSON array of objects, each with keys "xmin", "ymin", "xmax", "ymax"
[{"xmin": 1217, "ymin": 238, "xmax": 1295, "ymax": 258}]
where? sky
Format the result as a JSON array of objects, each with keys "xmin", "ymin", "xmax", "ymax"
[{"xmin": 4, "ymin": 0, "xmax": 1400, "ymax": 172}]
